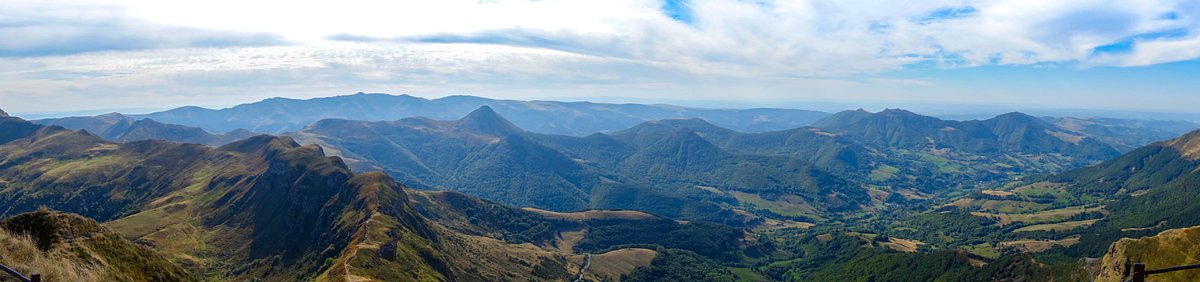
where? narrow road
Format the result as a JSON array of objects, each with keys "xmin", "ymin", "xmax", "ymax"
[
  {"xmin": 573, "ymin": 253, "xmax": 592, "ymax": 282},
  {"xmin": 1083, "ymin": 257, "xmax": 1098, "ymax": 282}
]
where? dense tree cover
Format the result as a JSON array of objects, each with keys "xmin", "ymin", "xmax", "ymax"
[
  {"xmin": 621, "ymin": 249, "xmax": 737, "ymax": 282},
  {"xmin": 905, "ymin": 209, "xmax": 1002, "ymax": 246},
  {"xmin": 574, "ymin": 219, "xmax": 741, "ymax": 261},
  {"xmin": 758, "ymin": 233, "xmax": 1078, "ymax": 282},
  {"xmin": 455, "ymin": 196, "xmax": 570, "ymax": 244}
]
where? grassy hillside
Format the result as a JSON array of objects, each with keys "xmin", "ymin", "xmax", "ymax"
[
  {"xmin": 1096, "ymin": 226, "xmax": 1200, "ymax": 282},
  {"xmin": 0, "ymin": 210, "xmax": 193, "ymax": 281}
]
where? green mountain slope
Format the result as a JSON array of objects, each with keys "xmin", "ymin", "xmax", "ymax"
[
  {"xmin": 815, "ymin": 109, "xmax": 1118, "ymax": 161},
  {"xmin": 296, "ymin": 107, "xmax": 596, "ymax": 211},
  {"xmin": 296, "ymin": 107, "xmax": 870, "ymax": 224},
  {"xmin": 932, "ymin": 128, "xmax": 1200, "ymax": 272}
]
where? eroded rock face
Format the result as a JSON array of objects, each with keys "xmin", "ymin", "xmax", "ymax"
[{"xmin": 1096, "ymin": 226, "xmax": 1200, "ymax": 282}]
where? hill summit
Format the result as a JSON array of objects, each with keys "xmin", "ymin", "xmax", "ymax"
[
  {"xmin": 456, "ymin": 106, "xmax": 523, "ymax": 135},
  {"xmin": 1165, "ymin": 129, "xmax": 1200, "ymax": 160}
]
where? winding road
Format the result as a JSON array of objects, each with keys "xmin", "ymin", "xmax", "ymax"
[{"xmin": 573, "ymin": 253, "xmax": 592, "ymax": 282}]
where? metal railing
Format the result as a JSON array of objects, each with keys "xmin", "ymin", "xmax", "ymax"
[
  {"xmin": 0, "ymin": 262, "xmax": 40, "ymax": 282},
  {"xmin": 1125, "ymin": 262, "xmax": 1200, "ymax": 282}
]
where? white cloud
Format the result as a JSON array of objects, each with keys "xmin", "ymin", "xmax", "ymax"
[
  {"xmin": 0, "ymin": 0, "xmax": 1198, "ymax": 113},
  {"xmin": 3, "ymin": 0, "xmax": 1195, "ymax": 72}
]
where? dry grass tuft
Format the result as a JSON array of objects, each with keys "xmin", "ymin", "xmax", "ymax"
[{"xmin": 0, "ymin": 228, "xmax": 105, "ymax": 281}]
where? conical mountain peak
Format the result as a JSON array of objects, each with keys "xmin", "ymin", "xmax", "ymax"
[{"xmin": 456, "ymin": 106, "xmax": 522, "ymax": 135}]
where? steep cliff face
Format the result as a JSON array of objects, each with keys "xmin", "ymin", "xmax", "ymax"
[{"xmin": 1096, "ymin": 226, "xmax": 1200, "ymax": 282}]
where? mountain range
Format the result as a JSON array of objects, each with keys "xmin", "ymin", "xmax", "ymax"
[
  {"xmin": 286, "ymin": 106, "xmax": 1131, "ymax": 230},
  {"xmin": 1044, "ymin": 116, "xmax": 1200, "ymax": 152},
  {"xmin": 0, "ymin": 114, "xmax": 741, "ymax": 281},
  {"xmin": 35, "ymin": 113, "xmax": 256, "ymax": 147},
  {"xmin": 128, "ymin": 93, "xmax": 831, "ymax": 135},
  {"xmin": 6, "ymin": 98, "xmax": 1200, "ymax": 281}
]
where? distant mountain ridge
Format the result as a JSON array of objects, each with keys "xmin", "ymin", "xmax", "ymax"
[
  {"xmin": 35, "ymin": 113, "xmax": 256, "ymax": 146},
  {"xmin": 814, "ymin": 109, "xmax": 1119, "ymax": 161},
  {"xmin": 130, "ymin": 92, "xmax": 832, "ymax": 135},
  {"xmin": 1044, "ymin": 116, "xmax": 1199, "ymax": 152}
]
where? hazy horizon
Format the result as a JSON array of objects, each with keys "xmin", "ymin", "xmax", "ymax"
[{"xmin": 10, "ymin": 92, "xmax": 1200, "ymax": 123}]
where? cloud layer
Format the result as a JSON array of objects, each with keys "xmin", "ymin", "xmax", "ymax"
[
  {"xmin": 0, "ymin": 0, "xmax": 1197, "ymax": 114},
  {"xmin": 0, "ymin": 1, "xmax": 284, "ymax": 57}
]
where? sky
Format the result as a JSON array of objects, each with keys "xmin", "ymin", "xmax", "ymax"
[{"xmin": 1, "ymin": 0, "xmax": 1198, "ymax": 116}]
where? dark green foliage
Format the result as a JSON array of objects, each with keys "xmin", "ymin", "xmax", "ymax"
[
  {"xmin": 1047, "ymin": 145, "xmax": 1200, "ymax": 195},
  {"xmin": 815, "ymin": 110, "xmax": 1118, "ymax": 160},
  {"xmin": 762, "ymin": 233, "xmax": 1068, "ymax": 282},
  {"xmin": 587, "ymin": 183, "xmax": 737, "ymax": 223},
  {"xmin": 531, "ymin": 256, "xmax": 572, "ymax": 280},
  {"xmin": 906, "ymin": 209, "xmax": 1001, "ymax": 246},
  {"xmin": 621, "ymin": 249, "xmax": 737, "ymax": 282},
  {"xmin": 574, "ymin": 219, "xmax": 741, "ymax": 261},
  {"xmin": 1028, "ymin": 130, "xmax": 1200, "ymax": 257},
  {"xmin": 408, "ymin": 190, "xmax": 573, "ymax": 244}
]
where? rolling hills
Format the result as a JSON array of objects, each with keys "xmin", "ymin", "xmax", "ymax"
[
  {"xmin": 0, "ymin": 114, "xmax": 740, "ymax": 281},
  {"xmin": 291, "ymin": 106, "xmax": 1134, "ymax": 233},
  {"xmin": 35, "ymin": 113, "xmax": 256, "ymax": 146},
  {"xmin": 130, "ymin": 92, "xmax": 831, "ymax": 135},
  {"xmin": 293, "ymin": 106, "xmax": 872, "ymax": 224},
  {"xmin": 1045, "ymin": 116, "xmax": 1199, "ymax": 152},
  {"xmin": 8, "ymin": 100, "xmax": 1200, "ymax": 281},
  {"xmin": 904, "ymin": 126, "xmax": 1200, "ymax": 281}
]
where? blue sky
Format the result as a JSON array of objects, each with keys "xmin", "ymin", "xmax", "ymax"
[{"xmin": 0, "ymin": 0, "xmax": 1198, "ymax": 115}]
